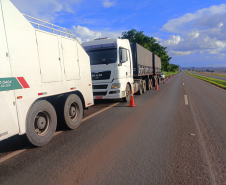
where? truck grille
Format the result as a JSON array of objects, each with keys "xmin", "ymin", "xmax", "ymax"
[
  {"xmin": 92, "ymin": 85, "xmax": 108, "ymax": 89},
  {"xmin": 92, "ymin": 71, "xmax": 111, "ymax": 80},
  {"xmin": 93, "ymin": 92, "xmax": 107, "ymax": 96}
]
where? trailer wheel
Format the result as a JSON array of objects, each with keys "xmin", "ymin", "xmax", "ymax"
[
  {"xmin": 137, "ymin": 81, "xmax": 143, "ymax": 95},
  {"xmin": 123, "ymin": 84, "xmax": 131, "ymax": 102},
  {"xmin": 143, "ymin": 80, "xmax": 146, "ymax": 93},
  {"xmin": 64, "ymin": 94, "xmax": 83, "ymax": 130},
  {"xmin": 146, "ymin": 79, "xmax": 151, "ymax": 90},
  {"xmin": 26, "ymin": 100, "xmax": 57, "ymax": 147}
]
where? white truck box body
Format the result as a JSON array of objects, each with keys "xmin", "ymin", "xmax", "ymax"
[{"xmin": 0, "ymin": 0, "xmax": 93, "ymax": 141}]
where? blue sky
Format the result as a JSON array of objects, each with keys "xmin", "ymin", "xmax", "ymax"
[{"xmin": 12, "ymin": 0, "xmax": 226, "ymax": 67}]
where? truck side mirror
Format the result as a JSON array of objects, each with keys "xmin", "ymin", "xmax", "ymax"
[{"xmin": 120, "ymin": 49, "xmax": 127, "ymax": 63}]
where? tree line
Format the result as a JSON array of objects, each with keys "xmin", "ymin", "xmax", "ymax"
[{"xmin": 120, "ymin": 29, "xmax": 179, "ymax": 72}]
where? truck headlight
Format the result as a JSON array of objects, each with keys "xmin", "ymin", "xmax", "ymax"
[{"xmin": 111, "ymin": 83, "xmax": 121, "ymax": 89}]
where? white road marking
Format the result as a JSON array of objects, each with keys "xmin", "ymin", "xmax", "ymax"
[
  {"xmin": 82, "ymin": 102, "xmax": 120, "ymax": 122},
  {"xmin": 0, "ymin": 102, "xmax": 120, "ymax": 164},
  {"xmin": 184, "ymin": 95, "xmax": 189, "ymax": 105},
  {"xmin": 0, "ymin": 149, "xmax": 27, "ymax": 163}
]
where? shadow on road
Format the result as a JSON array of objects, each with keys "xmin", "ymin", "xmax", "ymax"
[{"xmin": 0, "ymin": 98, "xmax": 124, "ymax": 157}]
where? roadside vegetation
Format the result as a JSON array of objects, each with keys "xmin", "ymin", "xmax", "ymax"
[
  {"xmin": 163, "ymin": 71, "xmax": 179, "ymax": 77},
  {"xmin": 120, "ymin": 29, "xmax": 179, "ymax": 72},
  {"xmin": 197, "ymin": 72, "xmax": 226, "ymax": 77},
  {"xmin": 185, "ymin": 71, "xmax": 226, "ymax": 89}
]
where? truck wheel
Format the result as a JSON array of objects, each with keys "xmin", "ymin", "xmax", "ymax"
[
  {"xmin": 137, "ymin": 81, "xmax": 143, "ymax": 95},
  {"xmin": 143, "ymin": 80, "xmax": 146, "ymax": 93},
  {"xmin": 146, "ymin": 79, "xmax": 151, "ymax": 90},
  {"xmin": 26, "ymin": 100, "xmax": 57, "ymax": 147},
  {"xmin": 64, "ymin": 94, "xmax": 83, "ymax": 130},
  {"xmin": 123, "ymin": 84, "xmax": 131, "ymax": 102}
]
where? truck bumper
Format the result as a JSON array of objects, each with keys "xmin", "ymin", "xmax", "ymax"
[{"xmin": 92, "ymin": 82, "xmax": 126, "ymax": 100}]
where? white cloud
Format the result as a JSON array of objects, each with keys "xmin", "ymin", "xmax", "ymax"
[
  {"xmin": 161, "ymin": 30, "xmax": 226, "ymax": 57},
  {"xmin": 73, "ymin": 25, "xmax": 102, "ymax": 43},
  {"xmin": 162, "ymin": 4, "xmax": 226, "ymax": 33},
  {"xmin": 72, "ymin": 25, "xmax": 121, "ymax": 43},
  {"xmin": 102, "ymin": 0, "xmax": 116, "ymax": 8},
  {"xmin": 154, "ymin": 37, "xmax": 163, "ymax": 42},
  {"xmin": 160, "ymin": 4, "xmax": 226, "ymax": 59},
  {"xmin": 11, "ymin": 0, "xmax": 80, "ymax": 22}
]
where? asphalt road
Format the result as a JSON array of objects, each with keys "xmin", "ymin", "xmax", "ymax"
[
  {"xmin": 0, "ymin": 72, "xmax": 226, "ymax": 185},
  {"xmin": 190, "ymin": 71, "xmax": 226, "ymax": 81}
]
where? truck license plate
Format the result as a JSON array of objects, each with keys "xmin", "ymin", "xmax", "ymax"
[{"xmin": 95, "ymin": 96, "xmax": 103, "ymax": 100}]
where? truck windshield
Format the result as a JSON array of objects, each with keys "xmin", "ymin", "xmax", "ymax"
[{"xmin": 86, "ymin": 48, "xmax": 117, "ymax": 65}]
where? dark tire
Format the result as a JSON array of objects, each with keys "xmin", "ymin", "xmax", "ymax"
[
  {"xmin": 26, "ymin": 100, "xmax": 57, "ymax": 147},
  {"xmin": 150, "ymin": 79, "xmax": 153, "ymax": 89},
  {"xmin": 64, "ymin": 94, "xmax": 83, "ymax": 130},
  {"xmin": 146, "ymin": 79, "xmax": 151, "ymax": 90},
  {"xmin": 137, "ymin": 81, "xmax": 143, "ymax": 95},
  {"xmin": 143, "ymin": 80, "xmax": 146, "ymax": 93},
  {"xmin": 123, "ymin": 84, "xmax": 131, "ymax": 102}
]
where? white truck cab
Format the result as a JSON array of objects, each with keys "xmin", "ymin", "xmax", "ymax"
[{"xmin": 82, "ymin": 38, "xmax": 134, "ymax": 102}]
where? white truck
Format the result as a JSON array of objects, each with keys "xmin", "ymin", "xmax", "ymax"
[
  {"xmin": 0, "ymin": 0, "xmax": 93, "ymax": 146},
  {"xmin": 82, "ymin": 38, "xmax": 162, "ymax": 102}
]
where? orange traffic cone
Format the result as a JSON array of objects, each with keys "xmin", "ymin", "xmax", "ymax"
[
  {"xmin": 128, "ymin": 93, "xmax": 137, "ymax": 107},
  {"xmin": 155, "ymin": 83, "xmax": 159, "ymax": 90},
  {"xmin": 167, "ymin": 78, "xmax": 169, "ymax": 81},
  {"xmin": 163, "ymin": 80, "xmax": 166, "ymax": 84}
]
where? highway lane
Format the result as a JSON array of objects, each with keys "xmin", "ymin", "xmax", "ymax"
[
  {"xmin": 0, "ymin": 73, "xmax": 226, "ymax": 184},
  {"xmin": 190, "ymin": 71, "xmax": 226, "ymax": 81}
]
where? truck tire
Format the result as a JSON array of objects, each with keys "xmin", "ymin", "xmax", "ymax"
[
  {"xmin": 123, "ymin": 84, "xmax": 131, "ymax": 102},
  {"xmin": 143, "ymin": 80, "xmax": 146, "ymax": 93},
  {"xmin": 137, "ymin": 81, "xmax": 143, "ymax": 95},
  {"xmin": 146, "ymin": 79, "xmax": 151, "ymax": 90},
  {"xmin": 26, "ymin": 100, "xmax": 57, "ymax": 147},
  {"xmin": 64, "ymin": 94, "xmax": 83, "ymax": 130},
  {"xmin": 150, "ymin": 79, "xmax": 153, "ymax": 89}
]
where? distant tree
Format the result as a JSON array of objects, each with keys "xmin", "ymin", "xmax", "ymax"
[
  {"xmin": 120, "ymin": 29, "xmax": 172, "ymax": 71},
  {"xmin": 168, "ymin": 64, "xmax": 179, "ymax": 72}
]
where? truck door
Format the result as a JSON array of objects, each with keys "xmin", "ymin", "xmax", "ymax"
[
  {"xmin": 126, "ymin": 50, "xmax": 132, "ymax": 80},
  {"xmin": 0, "ymin": 5, "xmax": 19, "ymax": 141}
]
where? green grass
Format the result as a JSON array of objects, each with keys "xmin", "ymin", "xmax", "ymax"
[
  {"xmin": 196, "ymin": 72, "xmax": 226, "ymax": 77},
  {"xmin": 163, "ymin": 71, "xmax": 179, "ymax": 77},
  {"xmin": 208, "ymin": 74, "xmax": 226, "ymax": 77},
  {"xmin": 185, "ymin": 71, "xmax": 226, "ymax": 89}
]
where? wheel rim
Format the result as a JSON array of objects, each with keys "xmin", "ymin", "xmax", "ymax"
[
  {"xmin": 34, "ymin": 111, "xmax": 51, "ymax": 136},
  {"xmin": 69, "ymin": 102, "xmax": 80, "ymax": 122}
]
